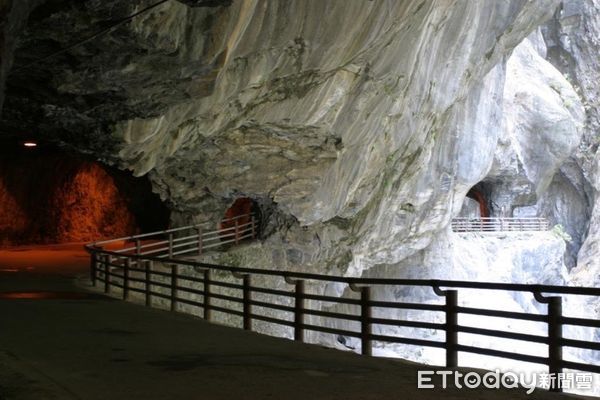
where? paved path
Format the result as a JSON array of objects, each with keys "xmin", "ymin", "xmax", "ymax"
[{"xmin": 0, "ymin": 244, "xmax": 592, "ymax": 399}]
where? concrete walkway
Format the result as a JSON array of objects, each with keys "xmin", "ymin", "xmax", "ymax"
[{"xmin": 0, "ymin": 244, "xmax": 592, "ymax": 400}]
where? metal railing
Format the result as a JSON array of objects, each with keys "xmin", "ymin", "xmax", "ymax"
[
  {"xmin": 452, "ymin": 217, "xmax": 549, "ymax": 233},
  {"xmin": 89, "ymin": 213, "xmax": 257, "ymax": 258},
  {"xmin": 86, "ymin": 240, "xmax": 600, "ymax": 393}
]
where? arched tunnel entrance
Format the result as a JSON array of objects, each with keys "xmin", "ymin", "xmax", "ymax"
[
  {"xmin": 466, "ymin": 187, "xmax": 490, "ymax": 218},
  {"xmin": 0, "ymin": 140, "xmax": 169, "ymax": 246},
  {"xmin": 219, "ymin": 197, "xmax": 259, "ymax": 242}
]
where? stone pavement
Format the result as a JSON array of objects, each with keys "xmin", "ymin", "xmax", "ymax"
[{"xmin": 0, "ymin": 244, "xmax": 593, "ymax": 399}]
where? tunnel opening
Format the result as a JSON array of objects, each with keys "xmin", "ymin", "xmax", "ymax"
[
  {"xmin": 457, "ymin": 182, "xmax": 494, "ymax": 220},
  {"xmin": 219, "ymin": 197, "xmax": 260, "ymax": 242},
  {"xmin": 466, "ymin": 187, "xmax": 490, "ymax": 218},
  {"xmin": 0, "ymin": 140, "xmax": 169, "ymax": 246}
]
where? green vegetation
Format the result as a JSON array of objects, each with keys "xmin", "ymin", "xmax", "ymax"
[{"xmin": 551, "ymin": 224, "xmax": 572, "ymax": 243}]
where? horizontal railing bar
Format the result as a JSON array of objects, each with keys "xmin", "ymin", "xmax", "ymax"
[
  {"xmin": 456, "ymin": 325, "xmax": 549, "ymax": 344},
  {"xmin": 90, "ymin": 214, "xmax": 254, "ymax": 247},
  {"xmin": 561, "ymin": 360, "xmax": 600, "ymax": 374},
  {"xmin": 148, "ymin": 280, "xmax": 171, "ymax": 289},
  {"xmin": 457, "ymin": 306, "xmax": 547, "ymax": 322},
  {"xmin": 170, "ymin": 241, "xmax": 198, "ymax": 250},
  {"xmin": 248, "ymin": 299, "xmax": 295, "ymax": 313},
  {"xmin": 302, "ymin": 293, "xmax": 362, "ymax": 305},
  {"xmin": 248, "ymin": 286, "xmax": 293, "ymax": 298},
  {"xmin": 138, "ymin": 247, "xmax": 168, "ymax": 256},
  {"xmin": 206, "ymin": 280, "xmax": 243, "ymax": 290},
  {"xmin": 172, "ymin": 234, "xmax": 199, "ymax": 243},
  {"xmin": 148, "ymin": 270, "xmax": 171, "ymax": 278},
  {"xmin": 211, "ymin": 222, "xmax": 254, "ymax": 234},
  {"xmin": 205, "ymin": 291, "xmax": 244, "ymax": 304},
  {"xmin": 178, "ymin": 274, "xmax": 205, "ymax": 284},
  {"xmin": 370, "ymin": 300, "xmax": 445, "ymax": 311},
  {"xmin": 220, "ymin": 214, "xmax": 256, "ymax": 223},
  {"xmin": 370, "ymin": 318, "xmax": 445, "ymax": 330},
  {"xmin": 201, "ymin": 227, "xmax": 253, "ymax": 242},
  {"xmin": 249, "ymin": 313, "xmax": 295, "ymax": 328},
  {"xmin": 301, "ymin": 323, "xmax": 360, "ymax": 338},
  {"xmin": 451, "ymin": 222, "xmax": 549, "ymax": 225},
  {"xmin": 369, "ymin": 334, "xmax": 446, "ymax": 348},
  {"xmin": 207, "ymin": 304, "xmax": 245, "ymax": 317},
  {"xmin": 561, "ymin": 316, "xmax": 600, "ymax": 328},
  {"xmin": 137, "ymin": 240, "xmax": 170, "ymax": 249},
  {"xmin": 90, "ymin": 250, "xmax": 600, "ymax": 296},
  {"xmin": 453, "ymin": 217, "xmax": 549, "ymax": 220},
  {"xmin": 171, "ymin": 248, "xmax": 197, "ymax": 256},
  {"xmin": 303, "ymin": 308, "xmax": 362, "ymax": 322},
  {"xmin": 105, "ymin": 262, "xmax": 126, "ymax": 269},
  {"xmin": 560, "ymin": 338, "xmax": 600, "ymax": 351},
  {"xmin": 175, "ymin": 286, "xmax": 205, "ymax": 296},
  {"xmin": 115, "ymin": 246, "xmax": 138, "ymax": 253},
  {"xmin": 455, "ymin": 344, "xmax": 548, "ymax": 365},
  {"xmin": 92, "ymin": 231, "xmax": 165, "ymax": 246},
  {"xmin": 148, "ymin": 290, "xmax": 171, "ymax": 300}
]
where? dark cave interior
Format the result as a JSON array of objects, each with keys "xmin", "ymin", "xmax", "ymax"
[{"xmin": 0, "ymin": 138, "xmax": 169, "ymax": 246}]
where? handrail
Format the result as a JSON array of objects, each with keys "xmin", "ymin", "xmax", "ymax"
[
  {"xmin": 86, "ymin": 240, "xmax": 600, "ymax": 393},
  {"xmin": 452, "ymin": 217, "xmax": 549, "ymax": 233},
  {"xmin": 87, "ymin": 213, "xmax": 257, "ymax": 257},
  {"xmin": 91, "ymin": 213, "xmax": 254, "ymax": 247}
]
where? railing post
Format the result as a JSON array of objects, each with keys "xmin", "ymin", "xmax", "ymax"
[
  {"xmin": 250, "ymin": 216, "xmax": 256, "ymax": 239},
  {"xmin": 145, "ymin": 260, "xmax": 152, "ymax": 307},
  {"xmin": 123, "ymin": 258, "xmax": 130, "ymax": 300},
  {"xmin": 90, "ymin": 252, "xmax": 97, "ymax": 286},
  {"xmin": 294, "ymin": 280, "xmax": 305, "ymax": 342},
  {"xmin": 285, "ymin": 277, "xmax": 305, "ymax": 342},
  {"xmin": 243, "ymin": 274, "xmax": 252, "ymax": 330},
  {"xmin": 197, "ymin": 227, "xmax": 203, "ymax": 255},
  {"xmin": 445, "ymin": 290, "xmax": 458, "ymax": 368},
  {"xmin": 171, "ymin": 264, "xmax": 179, "ymax": 312},
  {"xmin": 104, "ymin": 255, "xmax": 111, "ymax": 294},
  {"xmin": 232, "ymin": 272, "xmax": 252, "ymax": 330},
  {"xmin": 360, "ymin": 286, "xmax": 372, "ymax": 356},
  {"xmin": 548, "ymin": 296, "xmax": 563, "ymax": 392},
  {"xmin": 349, "ymin": 283, "xmax": 372, "ymax": 356},
  {"xmin": 168, "ymin": 233, "xmax": 174, "ymax": 258},
  {"xmin": 203, "ymin": 269, "xmax": 211, "ymax": 321},
  {"xmin": 433, "ymin": 286, "xmax": 458, "ymax": 368},
  {"xmin": 136, "ymin": 239, "xmax": 141, "ymax": 255},
  {"xmin": 360, "ymin": 286, "xmax": 373, "ymax": 356},
  {"xmin": 235, "ymin": 219, "xmax": 240, "ymax": 245}
]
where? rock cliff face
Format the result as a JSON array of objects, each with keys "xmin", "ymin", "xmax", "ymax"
[
  {"xmin": 2, "ymin": 0, "xmax": 599, "ymax": 386},
  {"xmin": 542, "ymin": 1, "xmax": 600, "ymax": 274},
  {"xmin": 2, "ymin": 0, "xmax": 564, "ymax": 276}
]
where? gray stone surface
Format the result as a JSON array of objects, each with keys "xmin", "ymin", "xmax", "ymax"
[{"xmin": 0, "ymin": 0, "xmax": 562, "ymax": 278}]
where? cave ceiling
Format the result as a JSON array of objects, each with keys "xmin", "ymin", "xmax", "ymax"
[{"xmin": 0, "ymin": 0, "xmax": 231, "ymax": 154}]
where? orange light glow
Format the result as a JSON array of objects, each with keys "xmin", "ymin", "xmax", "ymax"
[
  {"xmin": 219, "ymin": 197, "xmax": 255, "ymax": 241},
  {"xmin": 0, "ymin": 157, "xmax": 139, "ymax": 245},
  {"xmin": 0, "ymin": 291, "xmax": 91, "ymax": 299}
]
